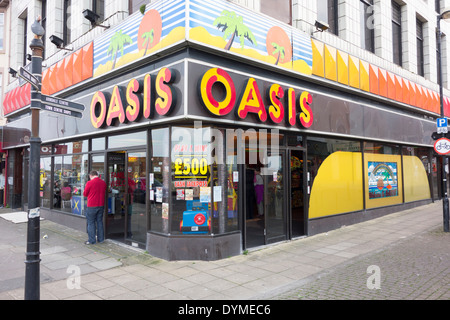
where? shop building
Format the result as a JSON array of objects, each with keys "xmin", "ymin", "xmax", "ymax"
[{"xmin": 2, "ymin": 0, "xmax": 450, "ymax": 260}]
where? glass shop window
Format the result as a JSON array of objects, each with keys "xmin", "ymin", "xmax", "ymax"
[
  {"xmin": 211, "ymin": 128, "xmax": 239, "ymax": 233},
  {"xmin": 55, "ymin": 154, "xmax": 89, "ymax": 216},
  {"xmin": 92, "ymin": 137, "xmax": 106, "ymax": 151},
  {"xmin": 171, "ymin": 126, "xmax": 213, "ymax": 235},
  {"xmin": 150, "ymin": 128, "xmax": 170, "ymax": 233},
  {"xmin": 109, "ymin": 131, "xmax": 146, "ymax": 149},
  {"xmin": 40, "ymin": 157, "xmax": 52, "ymax": 209},
  {"xmin": 364, "ymin": 141, "xmax": 400, "ymax": 155}
]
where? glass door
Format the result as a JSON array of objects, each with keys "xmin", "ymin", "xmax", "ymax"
[
  {"xmin": 106, "ymin": 152, "xmax": 126, "ymax": 241},
  {"xmin": 265, "ymin": 151, "xmax": 287, "ymax": 244},
  {"xmin": 290, "ymin": 149, "xmax": 307, "ymax": 237},
  {"xmin": 244, "ymin": 150, "xmax": 287, "ymax": 248},
  {"xmin": 105, "ymin": 151, "xmax": 147, "ymax": 246},
  {"xmin": 126, "ymin": 151, "xmax": 147, "ymax": 245}
]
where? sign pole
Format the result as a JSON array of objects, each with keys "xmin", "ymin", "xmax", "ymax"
[
  {"xmin": 438, "ymin": 13, "xmax": 449, "ymax": 232},
  {"xmin": 24, "ymin": 19, "xmax": 44, "ymax": 300}
]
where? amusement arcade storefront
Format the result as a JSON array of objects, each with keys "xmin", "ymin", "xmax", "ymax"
[{"xmin": 2, "ymin": 0, "xmax": 439, "ymax": 260}]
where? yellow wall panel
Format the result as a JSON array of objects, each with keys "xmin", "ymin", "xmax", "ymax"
[
  {"xmin": 309, "ymin": 152, "xmax": 363, "ymax": 219},
  {"xmin": 324, "ymin": 45, "xmax": 337, "ymax": 81},
  {"xmin": 359, "ymin": 60, "xmax": 370, "ymax": 92},
  {"xmin": 337, "ymin": 50, "xmax": 349, "ymax": 85},
  {"xmin": 309, "ymin": 152, "xmax": 431, "ymax": 219},
  {"xmin": 312, "ymin": 39, "xmax": 324, "ymax": 77},
  {"xmin": 403, "ymin": 156, "xmax": 431, "ymax": 202},
  {"xmin": 349, "ymin": 55, "xmax": 360, "ymax": 89}
]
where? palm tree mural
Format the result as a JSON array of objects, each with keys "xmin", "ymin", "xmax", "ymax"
[
  {"xmin": 141, "ymin": 29, "xmax": 154, "ymax": 56},
  {"xmin": 107, "ymin": 30, "xmax": 133, "ymax": 69},
  {"xmin": 137, "ymin": 9, "xmax": 162, "ymax": 56},
  {"xmin": 266, "ymin": 26, "xmax": 292, "ymax": 66},
  {"xmin": 213, "ymin": 10, "xmax": 257, "ymax": 51},
  {"xmin": 271, "ymin": 42, "xmax": 285, "ymax": 66}
]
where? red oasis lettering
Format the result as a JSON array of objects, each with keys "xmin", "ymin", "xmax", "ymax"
[
  {"xmin": 199, "ymin": 68, "xmax": 313, "ymax": 128},
  {"xmin": 200, "ymin": 68, "xmax": 236, "ymax": 116},
  {"xmin": 90, "ymin": 67, "xmax": 175, "ymax": 128}
]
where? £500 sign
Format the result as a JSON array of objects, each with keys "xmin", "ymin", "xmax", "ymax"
[{"xmin": 434, "ymin": 138, "xmax": 450, "ymax": 155}]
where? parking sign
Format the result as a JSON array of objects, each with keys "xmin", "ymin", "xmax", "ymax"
[{"xmin": 437, "ymin": 118, "xmax": 448, "ymax": 134}]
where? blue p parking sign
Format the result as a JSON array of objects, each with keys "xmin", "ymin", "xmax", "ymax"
[{"xmin": 437, "ymin": 118, "xmax": 448, "ymax": 134}]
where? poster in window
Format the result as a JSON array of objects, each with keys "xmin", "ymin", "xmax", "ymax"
[
  {"xmin": 368, "ymin": 162, "xmax": 398, "ymax": 199},
  {"xmin": 185, "ymin": 189, "xmax": 193, "ymax": 201},
  {"xmin": 176, "ymin": 189, "xmax": 185, "ymax": 200},
  {"xmin": 200, "ymin": 187, "xmax": 211, "ymax": 203}
]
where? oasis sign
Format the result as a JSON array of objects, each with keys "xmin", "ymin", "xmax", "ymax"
[
  {"xmin": 89, "ymin": 67, "xmax": 175, "ymax": 128},
  {"xmin": 89, "ymin": 66, "xmax": 313, "ymax": 129},
  {"xmin": 198, "ymin": 68, "xmax": 313, "ymax": 128}
]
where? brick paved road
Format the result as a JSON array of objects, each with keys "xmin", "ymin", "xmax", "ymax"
[{"xmin": 274, "ymin": 227, "xmax": 450, "ymax": 300}]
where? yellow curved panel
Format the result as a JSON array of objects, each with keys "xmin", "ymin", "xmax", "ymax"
[
  {"xmin": 337, "ymin": 50, "xmax": 349, "ymax": 85},
  {"xmin": 324, "ymin": 45, "xmax": 337, "ymax": 81},
  {"xmin": 403, "ymin": 156, "xmax": 431, "ymax": 202},
  {"xmin": 312, "ymin": 39, "xmax": 324, "ymax": 77},
  {"xmin": 349, "ymin": 55, "xmax": 360, "ymax": 89},
  {"xmin": 309, "ymin": 152, "xmax": 363, "ymax": 219},
  {"xmin": 360, "ymin": 60, "xmax": 370, "ymax": 92}
]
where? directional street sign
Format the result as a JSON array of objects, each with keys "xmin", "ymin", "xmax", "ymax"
[
  {"xmin": 18, "ymin": 63, "xmax": 32, "ymax": 87},
  {"xmin": 41, "ymin": 103, "xmax": 83, "ymax": 118},
  {"xmin": 41, "ymin": 94, "xmax": 85, "ymax": 111},
  {"xmin": 19, "ymin": 66, "xmax": 40, "ymax": 90}
]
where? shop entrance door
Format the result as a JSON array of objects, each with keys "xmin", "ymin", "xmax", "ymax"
[
  {"xmin": 289, "ymin": 149, "xmax": 307, "ymax": 238},
  {"xmin": 106, "ymin": 152, "xmax": 127, "ymax": 242},
  {"xmin": 243, "ymin": 148, "xmax": 307, "ymax": 249},
  {"xmin": 244, "ymin": 150, "xmax": 287, "ymax": 248},
  {"xmin": 105, "ymin": 150, "xmax": 147, "ymax": 246},
  {"xmin": 265, "ymin": 151, "xmax": 287, "ymax": 244}
]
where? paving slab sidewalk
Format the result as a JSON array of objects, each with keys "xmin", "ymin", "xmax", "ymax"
[{"xmin": 0, "ymin": 202, "xmax": 446, "ymax": 300}]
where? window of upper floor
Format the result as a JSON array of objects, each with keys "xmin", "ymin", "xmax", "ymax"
[
  {"xmin": 260, "ymin": 0, "xmax": 292, "ymax": 25},
  {"xmin": 360, "ymin": 0, "xmax": 375, "ymax": 53},
  {"xmin": 93, "ymin": 0, "xmax": 105, "ymax": 23},
  {"xmin": 0, "ymin": 11, "xmax": 4, "ymax": 52},
  {"xmin": 129, "ymin": 0, "xmax": 148, "ymax": 14},
  {"xmin": 19, "ymin": 9, "xmax": 28, "ymax": 67},
  {"xmin": 317, "ymin": 0, "xmax": 338, "ymax": 36},
  {"xmin": 416, "ymin": 17, "xmax": 424, "ymax": 77},
  {"xmin": 63, "ymin": 0, "xmax": 71, "ymax": 46},
  {"xmin": 392, "ymin": 1, "xmax": 402, "ymax": 66}
]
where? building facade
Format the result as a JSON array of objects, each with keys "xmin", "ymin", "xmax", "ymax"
[{"xmin": 1, "ymin": 0, "xmax": 450, "ymax": 260}]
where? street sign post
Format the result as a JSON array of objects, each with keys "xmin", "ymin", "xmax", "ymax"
[{"xmin": 24, "ymin": 19, "xmax": 85, "ymax": 300}]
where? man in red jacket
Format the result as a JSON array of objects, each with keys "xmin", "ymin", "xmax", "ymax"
[{"xmin": 83, "ymin": 170, "xmax": 107, "ymax": 244}]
